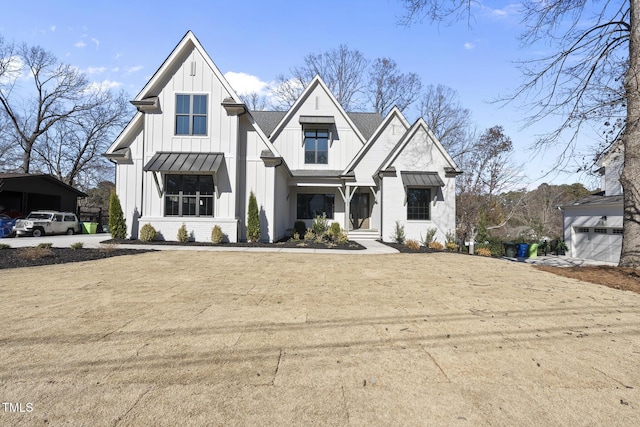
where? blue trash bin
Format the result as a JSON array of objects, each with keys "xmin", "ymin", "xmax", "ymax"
[{"xmin": 516, "ymin": 243, "xmax": 530, "ymax": 258}]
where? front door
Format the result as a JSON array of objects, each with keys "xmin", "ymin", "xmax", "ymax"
[{"xmin": 350, "ymin": 192, "xmax": 370, "ymax": 229}]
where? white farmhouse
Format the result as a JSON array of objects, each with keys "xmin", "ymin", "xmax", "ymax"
[
  {"xmin": 561, "ymin": 142, "xmax": 624, "ymax": 263},
  {"xmin": 105, "ymin": 31, "xmax": 461, "ymax": 243}
]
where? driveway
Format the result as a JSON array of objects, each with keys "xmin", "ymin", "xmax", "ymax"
[{"xmin": 1, "ymin": 251, "xmax": 639, "ymax": 426}]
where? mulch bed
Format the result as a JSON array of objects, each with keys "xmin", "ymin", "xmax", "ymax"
[
  {"xmin": 0, "ymin": 247, "xmax": 155, "ymax": 270},
  {"xmin": 102, "ymin": 238, "xmax": 366, "ymax": 251}
]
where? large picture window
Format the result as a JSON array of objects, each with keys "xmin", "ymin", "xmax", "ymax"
[
  {"xmin": 165, "ymin": 174, "xmax": 214, "ymax": 217},
  {"xmin": 297, "ymin": 194, "xmax": 334, "ymax": 219},
  {"xmin": 407, "ymin": 188, "xmax": 431, "ymax": 220},
  {"xmin": 304, "ymin": 130, "xmax": 329, "ymax": 164},
  {"xmin": 176, "ymin": 94, "xmax": 207, "ymax": 135}
]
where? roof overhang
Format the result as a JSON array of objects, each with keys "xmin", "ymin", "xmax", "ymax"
[
  {"xmin": 131, "ymin": 96, "xmax": 160, "ymax": 113},
  {"xmin": 222, "ymin": 97, "xmax": 247, "ymax": 116},
  {"xmin": 299, "ymin": 115, "xmax": 335, "ymax": 125},
  {"xmin": 144, "ymin": 152, "xmax": 224, "ymax": 172},
  {"xmin": 401, "ymin": 171, "xmax": 445, "ymax": 187}
]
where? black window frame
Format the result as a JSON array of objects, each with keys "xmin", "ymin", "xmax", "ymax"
[
  {"xmin": 406, "ymin": 187, "xmax": 431, "ymax": 221},
  {"xmin": 296, "ymin": 193, "xmax": 335, "ymax": 219},
  {"xmin": 164, "ymin": 174, "xmax": 215, "ymax": 217},
  {"xmin": 175, "ymin": 94, "xmax": 208, "ymax": 136},
  {"xmin": 304, "ymin": 129, "xmax": 329, "ymax": 164}
]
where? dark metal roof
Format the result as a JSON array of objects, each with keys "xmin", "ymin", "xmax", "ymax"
[
  {"xmin": 0, "ymin": 173, "xmax": 87, "ymax": 196},
  {"xmin": 143, "ymin": 152, "xmax": 224, "ymax": 172},
  {"xmin": 400, "ymin": 171, "xmax": 445, "ymax": 187},
  {"xmin": 250, "ymin": 110, "xmax": 383, "ymax": 140},
  {"xmin": 562, "ymin": 194, "xmax": 624, "ymax": 208},
  {"xmin": 290, "ymin": 169, "xmax": 344, "ymax": 177},
  {"xmin": 299, "ymin": 115, "xmax": 335, "ymax": 124}
]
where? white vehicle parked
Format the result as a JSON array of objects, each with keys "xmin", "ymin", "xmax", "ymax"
[{"xmin": 13, "ymin": 211, "xmax": 81, "ymax": 237}]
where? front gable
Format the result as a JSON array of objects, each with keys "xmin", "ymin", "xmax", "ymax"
[
  {"xmin": 268, "ymin": 76, "xmax": 366, "ymax": 172},
  {"xmin": 345, "ymin": 107, "xmax": 410, "ymax": 185}
]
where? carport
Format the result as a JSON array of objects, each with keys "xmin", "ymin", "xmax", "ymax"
[{"xmin": 0, "ymin": 173, "xmax": 87, "ymax": 217}]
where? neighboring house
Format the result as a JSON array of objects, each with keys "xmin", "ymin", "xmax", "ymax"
[
  {"xmin": 104, "ymin": 31, "xmax": 461, "ymax": 243},
  {"xmin": 0, "ymin": 173, "xmax": 87, "ymax": 218},
  {"xmin": 561, "ymin": 142, "xmax": 623, "ymax": 263}
]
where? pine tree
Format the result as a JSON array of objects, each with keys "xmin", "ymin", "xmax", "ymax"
[
  {"xmin": 247, "ymin": 191, "xmax": 260, "ymax": 242},
  {"xmin": 108, "ymin": 191, "xmax": 127, "ymax": 239}
]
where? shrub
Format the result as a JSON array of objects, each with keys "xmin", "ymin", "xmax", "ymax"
[
  {"xmin": 445, "ymin": 242, "xmax": 458, "ymax": 252},
  {"xmin": 21, "ymin": 246, "xmax": 52, "ymax": 260},
  {"xmin": 327, "ymin": 222, "xmax": 342, "ymax": 240},
  {"xmin": 391, "ymin": 220, "xmax": 405, "ymax": 244},
  {"xmin": 293, "ymin": 221, "xmax": 306, "ymax": 238},
  {"xmin": 210, "ymin": 225, "xmax": 224, "ymax": 244},
  {"xmin": 177, "ymin": 223, "xmax": 189, "ymax": 243},
  {"xmin": 311, "ymin": 214, "xmax": 329, "ymax": 237},
  {"xmin": 37, "ymin": 242, "xmax": 53, "ymax": 249},
  {"xmin": 445, "ymin": 230, "xmax": 457, "ymax": 245},
  {"xmin": 0, "ymin": 243, "xmax": 10, "ymax": 249},
  {"xmin": 304, "ymin": 228, "xmax": 315, "ymax": 241},
  {"xmin": 476, "ymin": 247, "xmax": 492, "ymax": 257},
  {"xmin": 336, "ymin": 232, "xmax": 349, "ymax": 245},
  {"xmin": 109, "ymin": 191, "xmax": 127, "ymax": 239},
  {"xmin": 421, "ymin": 228, "xmax": 437, "ymax": 246},
  {"xmin": 247, "ymin": 191, "xmax": 260, "ymax": 242},
  {"xmin": 428, "ymin": 241, "xmax": 444, "ymax": 251},
  {"xmin": 405, "ymin": 239, "xmax": 421, "ymax": 251},
  {"xmin": 139, "ymin": 223, "xmax": 158, "ymax": 242},
  {"xmin": 70, "ymin": 242, "xmax": 84, "ymax": 250},
  {"xmin": 292, "ymin": 231, "xmax": 301, "ymax": 241}
]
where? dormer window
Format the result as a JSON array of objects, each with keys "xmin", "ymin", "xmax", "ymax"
[
  {"xmin": 304, "ymin": 129, "xmax": 329, "ymax": 164},
  {"xmin": 176, "ymin": 94, "xmax": 207, "ymax": 136}
]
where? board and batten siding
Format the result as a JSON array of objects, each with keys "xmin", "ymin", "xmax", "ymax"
[
  {"xmin": 272, "ymin": 88, "xmax": 364, "ymax": 172},
  {"xmin": 381, "ymin": 127, "xmax": 456, "ymax": 243}
]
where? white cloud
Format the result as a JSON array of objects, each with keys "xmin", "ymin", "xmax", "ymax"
[
  {"xmin": 85, "ymin": 80, "xmax": 122, "ymax": 92},
  {"xmin": 484, "ymin": 3, "xmax": 520, "ymax": 20},
  {"xmin": 126, "ymin": 65, "xmax": 143, "ymax": 73},
  {"xmin": 85, "ymin": 66, "xmax": 106, "ymax": 75},
  {"xmin": 75, "ymin": 41, "xmax": 86, "ymax": 48},
  {"xmin": 0, "ymin": 55, "xmax": 25, "ymax": 84},
  {"xmin": 50, "ymin": 25, "xmax": 56, "ymax": 32},
  {"xmin": 464, "ymin": 42, "xmax": 475, "ymax": 50},
  {"xmin": 91, "ymin": 38, "xmax": 100, "ymax": 49},
  {"xmin": 224, "ymin": 71, "xmax": 270, "ymax": 96}
]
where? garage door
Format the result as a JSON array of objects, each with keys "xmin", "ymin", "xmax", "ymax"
[{"xmin": 573, "ymin": 227, "xmax": 622, "ymax": 264}]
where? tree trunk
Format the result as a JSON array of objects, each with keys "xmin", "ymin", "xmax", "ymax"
[{"xmin": 620, "ymin": 0, "xmax": 640, "ymax": 267}]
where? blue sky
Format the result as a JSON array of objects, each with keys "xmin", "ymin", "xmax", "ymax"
[{"xmin": 1, "ymin": 0, "xmax": 601, "ymax": 189}]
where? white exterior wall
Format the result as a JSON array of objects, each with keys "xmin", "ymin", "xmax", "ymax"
[
  {"xmin": 289, "ymin": 187, "xmax": 346, "ymax": 230},
  {"xmin": 113, "ymin": 119, "xmax": 144, "ymax": 239},
  {"xmin": 130, "ymin": 45, "xmax": 244, "ymax": 241},
  {"xmin": 272, "ymin": 88, "xmax": 364, "ymax": 172},
  {"xmin": 353, "ymin": 115, "xmax": 407, "ymax": 184},
  {"xmin": 602, "ymin": 150, "xmax": 624, "ymax": 196},
  {"xmin": 380, "ymin": 128, "xmax": 456, "ymax": 243}
]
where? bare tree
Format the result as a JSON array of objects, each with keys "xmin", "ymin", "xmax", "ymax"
[
  {"xmin": 399, "ymin": 0, "xmax": 640, "ymax": 267},
  {"xmin": 419, "ymin": 84, "xmax": 473, "ymax": 161},
  {"xmin": 33, "ymin": 90, "xmax": 130, "ymax": 187},
  {"xmin": 240, "ymin": 91, "xmax": 269, "ymax": 111},
  {"xmin": 367, "ymin": 58, "xmax": 422, "ymax": 116},
  {"xmin": 272, "ymin": 45, "xmax": 369, "ymax": 111},
  {"xmin": 456, "ymin": 126, "xmax": 521, "ymax": 239},
  {"xmin": 0, "ymin": 42, "xmax": 101, "ymax": 174}
]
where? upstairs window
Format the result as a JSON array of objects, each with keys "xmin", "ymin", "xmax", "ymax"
[
  {"xmin": 176, "ymin": 94, "xmax": 207, "ymax": 136},
  {"xmin": 304, "ymin": 130, "xmax": 329, "ymax": 164}
]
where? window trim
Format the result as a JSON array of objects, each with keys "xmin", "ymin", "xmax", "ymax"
[
  {"xmin": 296, "ymin": 193, "xmax": 335, "ymax": 219},
  {"xmin": 303, "ymin": 128, "xmax": 330, "ymax": 164},
  {"xmin": 164, "ymin": 174, "xmax": 215, "ymax": 217},
  {"xmin": 406, "ymin": 187, "xmax": 431, "ymax": 221},
  {"xmin": 175, "ymin": 94, "xmax": 208, "ymax": 136}
]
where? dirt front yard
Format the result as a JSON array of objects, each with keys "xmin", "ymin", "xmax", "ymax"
[{"xmin": 1, "ymin": 251, "xmax": 639, "ymax": 426}]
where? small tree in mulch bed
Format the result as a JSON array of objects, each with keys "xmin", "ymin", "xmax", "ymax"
[
  {"xmin": 247, "ymin": 191, "xmax": 260, "ymax": 243},
  {"xmin": 109, "ymin": 191, "xmax": 127, "ymax": 239}
]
